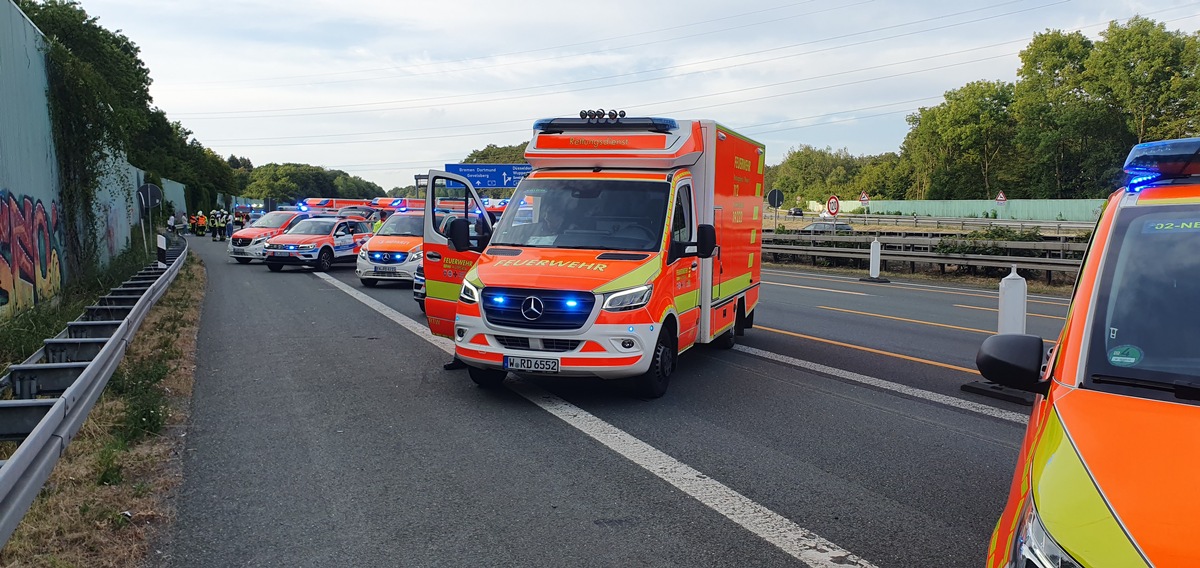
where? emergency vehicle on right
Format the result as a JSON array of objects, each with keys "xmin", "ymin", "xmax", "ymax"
[{"xmin": 978, "ymin": 137, "xmax": 1200, "ymax": 567}]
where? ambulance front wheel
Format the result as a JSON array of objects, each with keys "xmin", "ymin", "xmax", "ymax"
[
  {"xmin": 360, "ymin": 278, "xmax": 378, "ymax": 287},
  {"xmin": 468, "ymin": 366, "xmax": 507, "ymax": 389},
  {"xmin": 314, "ymin": 248, "xmax": 334, "ymax": 272},
  {"xmin": 416, "ymin": 300, "xmax": 425, "ymax": 313},
  {"xmin": 634, "ymin": 327, "xmax": 676, "ymax": 399}
]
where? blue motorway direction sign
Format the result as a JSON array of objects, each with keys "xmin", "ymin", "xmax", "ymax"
[{"xmin": 445, "ymin": 164, "xmax": 532, "ymax": 189}]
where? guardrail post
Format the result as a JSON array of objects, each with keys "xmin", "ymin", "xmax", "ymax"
[
  {"xmin": 997, "ymin": 265, "xmax": 1027, "ymax": 334},
  {"xmin": 860, "ymin": 239, "xmax": 890, "ymax": 283}
]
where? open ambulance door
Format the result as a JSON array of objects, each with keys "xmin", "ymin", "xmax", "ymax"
[{"xmin": 421, "ymin": 171, "xmax": 494, "ymax": 338}]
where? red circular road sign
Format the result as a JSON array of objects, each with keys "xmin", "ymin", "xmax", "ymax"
[{"xmin": 826, "ymin": 195, "xmax": 841, "ymax": 216}]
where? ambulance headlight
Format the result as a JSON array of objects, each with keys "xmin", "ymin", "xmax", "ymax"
[
  {"xmin": 460, "ymin": 280, "xmax": 480, "ymax": 304},
  {"xmin": 602, "ymin": 285, "xmax": 652, "ymax": 312},
  {"xmin": 358, "ymin": 248, "xmax": 368, "ymax": 259},
  {"xmin": 250, "ymin": 235, "xmax": 269, "ymax": 245},
  {"xmin": 408, "ymin": 245, "xmax": 422, "ymax": 260}
]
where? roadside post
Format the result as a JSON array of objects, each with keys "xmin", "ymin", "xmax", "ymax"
[
  {"xmin": 997, "ymin": 264, "xmax": 1027, "ymax": 334},
  {"xmin": 962, "ymin": 264, "xmax": 1036, "ymax": 405},
  {"xmin": 767, "ymin": 189, "xmax": 785, "ymax": 231},
  {"xmin": 860, "ymin": 238, "xmax": 890, "ymax": 283}
]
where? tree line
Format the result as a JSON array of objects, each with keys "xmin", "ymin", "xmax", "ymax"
[
  {"xmin": 21, "ymin": 2, "xmax": 1197, "ymax": 214},
  {"xmin": 766, "ymin": 17, "xmax": 1199, "ymax": 204}
]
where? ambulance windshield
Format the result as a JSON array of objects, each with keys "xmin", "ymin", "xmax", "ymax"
[
  {"xmin": 490, "ymin": 179, "xmax": 670, "ymax": 252},
  {"xmin": 251, "ymin": 211, "xmax": 294, "ymax": 229},
  {"xmin": 377, "ymin": 214, "xmax": 423, "ymax": 236},
  {"xmin": 1085, "ymin": 203, "xmax": 1200, "ymax": 395},
  {"xmin": 287, "ymin": 219, "xmax": 335, "ymax": 235}
]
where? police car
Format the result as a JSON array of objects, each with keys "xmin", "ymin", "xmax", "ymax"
[{"xmin": 263, "ymin": 217, "xmax": 373, "ymax": 272}]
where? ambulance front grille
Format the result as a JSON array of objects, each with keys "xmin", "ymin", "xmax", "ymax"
[
  {"xmin": 232, "ymin": 238, "xmax": 252, "ymax": 247},
  {"xmin": 480, "ymin": 288, "xmax": 594, "ymax": 331},
  {"xmin": 494, "ymin": 336, "xmax": 581, "ymax": 353}
]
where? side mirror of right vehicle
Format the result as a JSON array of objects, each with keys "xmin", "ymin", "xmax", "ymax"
[
  {"xmin": 696, "ymin": 224, "xmax": 717, "ymax": 259},
  {"xmin": 976, "ymin": 334, "xmax": 1049, "ymax": 394},
  {"xmin": 447, "ymin": 218, "xmax": 472, "ymax": 252}
]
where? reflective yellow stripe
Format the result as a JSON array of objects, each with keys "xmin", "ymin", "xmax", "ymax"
[
  {"xmin": 593, "ymin": 257, "xmax": 661, "ymax": 294},
  {"xmin": 427, "ymin": 280, "xmax": 461, "ymax": 302},
  {"xmin": 1031, "ymin": 409, "xmax": 1148, "ymax": 567},
  {"xmin": 674, "ymin": 289, "xmax": 699, "ymax": 312},
  {"xmin": 713, "ymin": 272, "xmax": 753, "ymax": 300}
]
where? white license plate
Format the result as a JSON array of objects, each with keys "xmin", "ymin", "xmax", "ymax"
[
  {"xmin": 269, "ymin": 251, "xmax": 292, "ymax": 257},
  {"xmin": 504, "ymin": 356, "xmax": 559, "ymax": 373},
  {"xmin": 374, "ymin": 266, "xmax": 398, "ymax": 273},
  {"xmin": 232, "ymin": 247, "xmax": 246, "ymax": 254}
]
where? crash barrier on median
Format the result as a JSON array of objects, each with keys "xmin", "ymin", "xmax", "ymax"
[
  {"xmin": 761, "ymin": 233, "xmax": 1084, "ymax": 283},
  {"xmin": 0, "ymin": 236, "xmax": 189, "ymax": 547},
  {"xmin": 810, "ymin": 214, "xmax": 1094, "ymax": 234}
]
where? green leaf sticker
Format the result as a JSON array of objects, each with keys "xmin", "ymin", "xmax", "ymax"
[{"xmin": 1108, "ymin": 345, "xmax": 1144, "ymax": 367}]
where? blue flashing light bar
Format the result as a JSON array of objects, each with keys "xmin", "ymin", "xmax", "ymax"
[
  {"xmin": 533, "ymin": 116, "xmax": 678, "ymax": 134},
  {"xmin": 298, "ymin": 204, "xmax": 309, "ymax": 211},
  {"xmin": 1123, "ymin": 137, "xmax": 1200, "ymax": 191}
]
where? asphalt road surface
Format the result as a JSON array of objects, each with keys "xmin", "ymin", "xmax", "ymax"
[{"xmin": 155, "ymin": 237, "xmax": 1065, "ymax": 567}]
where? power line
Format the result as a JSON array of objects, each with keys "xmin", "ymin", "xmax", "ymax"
[{"xmin": 175, "ymin": 0, "xmax": 1056, "ymax": 118}]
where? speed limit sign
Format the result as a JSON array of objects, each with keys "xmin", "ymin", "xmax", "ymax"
[{"xmin": 826, "ymin": 195, "xmax": 841, "ymax": 216}]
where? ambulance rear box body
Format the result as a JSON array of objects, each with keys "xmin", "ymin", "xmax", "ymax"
[{"xmin": 421, "ymin": 116, "xmax": 764, "ymax": 397}]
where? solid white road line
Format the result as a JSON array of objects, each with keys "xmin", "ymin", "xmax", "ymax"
[
  {"xmin": 732, "ymin": 345, "xmax": 1029, "ymax": 425},
  {"xmin": 314, "ymin": 272, "xmax": 877, "ymax": 568}
]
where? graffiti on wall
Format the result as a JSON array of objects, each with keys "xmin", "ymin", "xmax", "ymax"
[{"xmin": 0, "ymin": 189, "xmax": 65, "ymax": 319}]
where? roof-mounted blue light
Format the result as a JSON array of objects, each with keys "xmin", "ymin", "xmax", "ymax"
[
  {"xmin": 1123, "ymin": 137, "xmax": 1200, "ymax": 192},
  {"xmin": 533, "ymin": 116, "xmax": 678, "ymax": 134}
]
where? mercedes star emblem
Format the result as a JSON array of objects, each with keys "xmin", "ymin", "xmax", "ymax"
[{"xmin": 521, "ymin": 296, "xmax": 545, "ymax": 320}]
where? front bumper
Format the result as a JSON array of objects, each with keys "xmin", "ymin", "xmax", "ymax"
[
  {"xmin": 228, "ymin": 240, "xmax": 268, "ymax": 260},
  {"xmin": 263, "ymin": 249, "xmax": 319, "ymax": 265},
  {"xmin": 452, "ymin": 313, "xmax": 655, "ymax": 380},
  {"xmin": 356, "ymin": 255, "xmax": 419, "ymax": 281}
]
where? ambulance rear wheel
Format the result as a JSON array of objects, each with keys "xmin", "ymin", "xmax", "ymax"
[
  {"xmin": 634, "ymin": 331, "xmax": 675, "ymax": 399},
  {"xmin": 417, "ymin": 300, "xmax": 426, "ymax": 313},
  {"xmin": 235, "ymin": 257, "xmax": 251, "ymax": 264},
  {"xmin": 360, "ymin": 278, "xmax": 378, "ymax": 287},
  {"xmin": 267, "ymin": 263, "xmax": 283, "ymax": 272},
  {"xmin": 315, "ymin": 248, "xmax": 334, "ymax": 272},
  {"xmin": 468, "ymin": 366, "xmax": 507, "ymax": 389}
]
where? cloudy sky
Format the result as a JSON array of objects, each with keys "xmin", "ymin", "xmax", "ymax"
[{"xmin": 70, "ymin": 0, "xmax": 1200, "ymax": 190}]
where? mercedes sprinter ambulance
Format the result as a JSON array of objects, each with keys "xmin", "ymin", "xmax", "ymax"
[{"xmin": 421, "ymin": 114, "xmax": 764, "ymax": 397}]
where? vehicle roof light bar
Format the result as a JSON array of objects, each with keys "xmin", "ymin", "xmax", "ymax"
[
  {"xmin": 534, "ymin": 111, "xmax": 678, "ymax": 134},
  {"xmin": 1123, "ymin": 137, "xmax": 1200, "ymax": 191}
]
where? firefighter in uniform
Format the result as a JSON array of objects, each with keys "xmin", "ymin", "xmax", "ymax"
[{"xmin": 197, "ymin": 212, "xmax": 207, "ymax": 237}]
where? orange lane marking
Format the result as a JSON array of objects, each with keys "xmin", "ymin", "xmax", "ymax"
[
  {"xmin": 757, "ymin": 325, "xmax": 980, "ymax": 375},
  {"xmin": 817, "ymin": 305, "xmax": 1058, "ymax": 345},
  {"xmin": 954, "ymin": 304, "xmax": 1065, "ymax": 321},
  {"xmin": 761, "ymin": 269, "xmax": 1069, "ymax": 307},
  {"xmin": 762, "ymin": 281, "xmax": 870, "ymax": 296}
]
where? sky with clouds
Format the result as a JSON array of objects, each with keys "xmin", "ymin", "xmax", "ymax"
[{"xmin": 67, "ymin": 0, "xmax": 1200, "ymax": 190}]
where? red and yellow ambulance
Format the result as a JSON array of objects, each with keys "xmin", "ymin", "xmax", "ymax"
[
  {"xmin": 978, "ymin": 137, "xmax": 1200, "ymax": 567},
  {"xmin": 420, "ymin": 113, "xmax": 764, "ymax": 397}
]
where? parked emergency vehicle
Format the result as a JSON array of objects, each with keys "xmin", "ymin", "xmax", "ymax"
[
  {"xmin": 356, "ymin": 212, "xmax": 424, "ymax": 286},
  {"xmin": 420, "ymin": 114, "xmax": 764, "ymax": 397},
  {"xmin": 978, "ymin": 137, "xmax": 1200, "ymax": 567},
  {"xmin": 228, "ymin": 210, "xmax": 311, "ymax": 264},
  {"xmin": 299, "ymin": 197, "xmax": 375, "ymax": 212},
  {"xmin": 264, "ymin": 217, "xmax": 373, "ymax": 272},
  {"xmin": 371, "ymin": 197, "xmax": 425, "ymax": 212}
]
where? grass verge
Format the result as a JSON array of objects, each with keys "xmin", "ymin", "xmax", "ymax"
[{"xmin": 0, "ymin": 253, "xmax": 205, "ymax": 567}]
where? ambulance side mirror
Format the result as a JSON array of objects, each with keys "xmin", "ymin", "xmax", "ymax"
[
  {"xmin": 448, "ymin": 218, "xmax": 472, "ymax": 252},
  {"xmin": 696, "ymin": 224, "xmax": 717, "ymax": 259}
]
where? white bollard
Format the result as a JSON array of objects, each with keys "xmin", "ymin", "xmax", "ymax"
[
  {"xmin": 859, "ymin": 238, "xmax": 890, "ymax": 282},
  {"xmin": 997, "ymin": 264, "xmax": 1027, "ymax": 334}
]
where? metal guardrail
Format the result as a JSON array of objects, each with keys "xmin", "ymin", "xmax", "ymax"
[
  {"xmin": 762, "ymin": 233, "xmax": 1088, "ymax": 255},
  {"xmin": 0, "ymin": 237, "xmax": 188, "ymax": 547},
  {"xmin": 776, "ymin": 213, "xmax": 1095, "ymax": 233}
]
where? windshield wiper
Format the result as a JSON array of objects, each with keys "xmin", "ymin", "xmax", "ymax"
[{"xmin": 1091, "ymin": 374, "xmax": 1200, "ymax": 401}]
